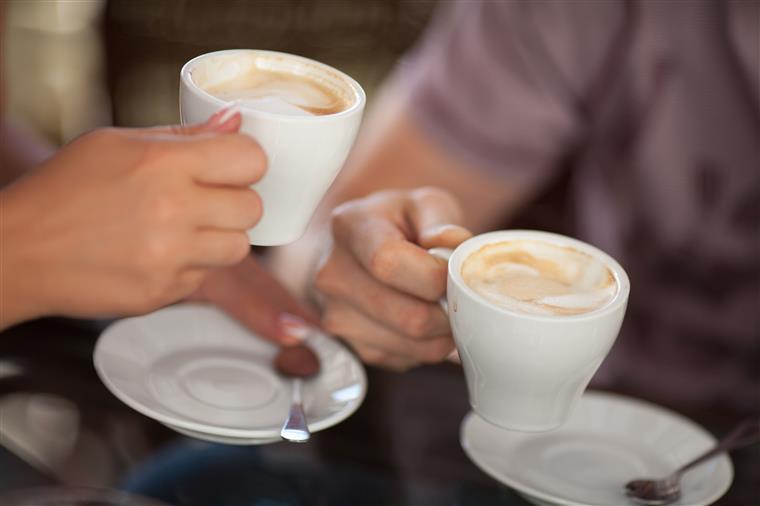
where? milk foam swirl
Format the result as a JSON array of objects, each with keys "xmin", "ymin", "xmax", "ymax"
[
  {"xmin": 192, "ymin": 55, "xmax": 350, "ymax": 116},
  {"xmin": 461, "ymin": 240, "xmax": 617, "ymax": 316}
]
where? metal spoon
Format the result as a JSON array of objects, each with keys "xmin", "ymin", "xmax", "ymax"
[
  {"xmin": 273, "ymin": 344, "xmax": 320, "ymax": 443},
  {"xmin": 625, "ymin": 417, "xmax": 760, "ymax": 505}
]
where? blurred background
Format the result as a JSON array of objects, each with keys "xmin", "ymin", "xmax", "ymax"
[
  {"xmin": 2, "ymin": 1, "xmax": 757, "ymax": 504},
  {"xmin": 4, "ymin": 0, "xmax": 436, "ymax": 143},
  {"xmin": 1, "ymin": 0, "xmax": 437, "ymax": 491}
]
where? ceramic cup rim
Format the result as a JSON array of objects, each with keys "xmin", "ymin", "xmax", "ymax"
[
  {"xmin": 448, "ymin": 230, "xmax": 630, "ymax": 323},
  {"xmin": 180, "ymin": 49, "xmax": 366, "ymax": 123}
]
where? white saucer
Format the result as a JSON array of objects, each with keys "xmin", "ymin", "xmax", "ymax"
[
  {"xmin": 460, "ymin": 391, "xmax": 733, "ymax": 506},
  {"xmin": 165, "ymin": 423, "xmax": 280, "ymax": 445},
  {"xmin": 94, "ymin": 303, "xmax": 366, "ymax": 442}
]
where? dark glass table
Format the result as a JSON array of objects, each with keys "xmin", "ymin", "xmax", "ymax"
[{"xmin": 0, "ymin": 318, "xmax": 757, "ymax": 505}]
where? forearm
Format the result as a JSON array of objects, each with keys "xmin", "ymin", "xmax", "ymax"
[{"xmin": 269, "ymin": 80, "xmax": 531, "ymax": 296}]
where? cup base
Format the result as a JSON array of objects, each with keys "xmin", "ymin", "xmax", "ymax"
[
  {"xmin": 473, "ymin": 408, "xmax": 566, "ymax": 433},
  {"xmin": 247, "ymin": 227, "xmax": 304, "ymax": 247}
]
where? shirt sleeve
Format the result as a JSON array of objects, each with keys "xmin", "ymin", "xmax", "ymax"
[{"xmin": 402, "ymin": 0, "xmax": 623, "ymax": 185}]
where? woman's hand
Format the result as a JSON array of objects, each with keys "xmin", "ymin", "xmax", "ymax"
[
  {"xmin": 190, "ymin": 254, "xmax": 320, "ymax": 346},
  {"xmin": 0, "ymin": 110, "xmax": 265, "ymax": 328}
]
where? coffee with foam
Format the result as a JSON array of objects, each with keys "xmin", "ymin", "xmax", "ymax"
[
  {"xmin": 461, "ymin": 240, "xmax": 617, "ymax": 316},
  {"xmin": 191, "ymin": 54, "xmax": 353, "ymax": 117}
]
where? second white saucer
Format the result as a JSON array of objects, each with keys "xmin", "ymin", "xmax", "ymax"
[{"xmin": 461, "ymin": 391, "xmax": 733, "ymax": 506}]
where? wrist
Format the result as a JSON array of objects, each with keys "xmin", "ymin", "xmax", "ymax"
[
  {"xmin": 0, "ymin": 186, "xmax": 52, "ymax": 329},
  {"xmin": 269, "ymin": 225, "xmax": 330, "ymax": 303}
]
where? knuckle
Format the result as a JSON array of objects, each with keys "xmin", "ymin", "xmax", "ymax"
[
  {"xmin": 411, "ymin": 186, "xmax": 452, "ymax": 204},
  {"xmin": 141, "ymin": 235, "xmax": 175, "ymax": 270},
  {"xmin": 150, "ymin": 192, "xmax": 183, "ymax": 225},
  {"xmin": 365, "ymin": 189, "xmax": 403, "ymax": 206},
  {"xmin": 411, "ymin": 186, "xmax": 444, "ymax": 198},
  {"xmin": 368, "ymin": 241, "xmax": 401, "ymax": 283},
  {"xmin": 141, "ymin": 270, "xmax": 205, "ymax": 311},
  {"xmin": 412, "ymin": 186, "xmax": 463, "ymax": 218},
  {"xmin": 399, "ymin": 303, "xmax": 433, "ymax": 339}
]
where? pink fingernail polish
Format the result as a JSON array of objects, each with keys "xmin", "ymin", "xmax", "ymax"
[
  {"xmin": 216, "ymin": 101, "xmax": 242, "ymax": 125},
  {"xmin": 206, "ymin": 102, "xmax": 241, "ymax": 129},
  {"xmin": 278, "ymin": 313, "xmax": 310, "ymax": 344},
  {"xmin": 207, "ymin": 110, "xmax": 225, "ymax": 126}
]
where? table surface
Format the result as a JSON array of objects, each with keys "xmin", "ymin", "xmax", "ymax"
[{"xmin": 0, "ymin": 318, "xmax": 757, "ymax": 506}]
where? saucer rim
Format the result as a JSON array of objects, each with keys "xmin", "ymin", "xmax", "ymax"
[
  {"xmin": 94, "ymin": 303, "xmax": 367, "ymax": 439},
  {"xmin": 460, "ymin": 390, "xmax": 735, "ymax": 506},
  {"xmin": 165, "ymin": 422, "xmax": 282, "ymax": 445}
]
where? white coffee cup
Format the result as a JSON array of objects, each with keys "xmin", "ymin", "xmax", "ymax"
[
  {"xmin": 179, "ymin": 50, "xmax": 365, "ymax": 246},
  {"xmin": 430, "ymin": 230, "xmax": 630, "ymax": 432}
]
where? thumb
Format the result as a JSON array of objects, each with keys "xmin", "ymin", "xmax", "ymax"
[{"xmin": 406, "ymin": 187, "xmax": 473, "ymax": 249}]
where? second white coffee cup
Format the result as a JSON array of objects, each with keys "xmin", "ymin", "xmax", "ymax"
[
  {"xmin": 179, "ymin": 50, "xmax": 365, "ymax": 246},
  {"xmin": 430, "ymin": 230, "xmax": 630, "ymax": 432}
]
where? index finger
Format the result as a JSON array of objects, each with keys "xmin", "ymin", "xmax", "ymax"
[
  {"xmin": 333, "ymin": 212, "xmax": 447, "ymax": 302},
  {"xmin": 132, "ymin": 108, "xmax": 243, "ymax": 138},
  {"xmin": 187, "ymin": 133, "xmax": 267, "ymax": 187}
]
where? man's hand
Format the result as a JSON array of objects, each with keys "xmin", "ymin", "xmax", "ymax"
[
  {"xmin": 0, "ymin": 110, "xmax": 265, "ymax": 328},
  {"xmin": 314, "ymin": 187, "xmax": 472, "ymax": 370}
]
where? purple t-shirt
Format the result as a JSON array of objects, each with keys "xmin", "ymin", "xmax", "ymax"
[{"xmin": 406, "ymin": 0, "xmax": 759, "ymax": 413}]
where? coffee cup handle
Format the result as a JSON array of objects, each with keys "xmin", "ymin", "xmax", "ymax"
[
  {"xmin": 427, "ymin": 247, "xmax": 454, "ymax": 315},
  {"xmin": 428, "ymin": 247, "xmax": 461, "ymax": 364}
]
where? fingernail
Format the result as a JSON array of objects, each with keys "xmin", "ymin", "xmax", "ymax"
[
  {"xmin": 206, "ymin": 104, "xmax": 240, "ymax": 129},
  {"xmin": 278, "ymin": 313, "xmax": 310, "ymax": 346},
  {"xmin": 206, "ymin": 109, "xmax": 225, "ymax": 126},
  {"xmin": 211, "ymin": 101, "xmax": 242, "ymax": 127}
]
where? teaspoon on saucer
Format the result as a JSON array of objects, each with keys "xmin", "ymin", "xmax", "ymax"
[
  {"xmin": 625, "ymin": 417, "xmax": 759, "ymax": 505},
  {"xmin": 274, "ymin": 344, "xmax": 320, "ymax": 443}
]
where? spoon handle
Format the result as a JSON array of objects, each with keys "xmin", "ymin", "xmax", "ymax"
[
  {"xmin": 677, "ymin": 418, "xmax": 760, "ymax": 476},
  {"xmin": 280, "ymin": 378, "xmax": 311, "ymax": 443}
]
